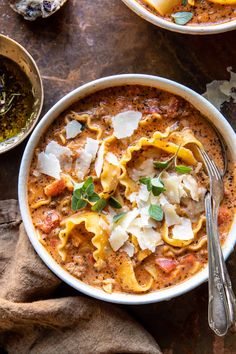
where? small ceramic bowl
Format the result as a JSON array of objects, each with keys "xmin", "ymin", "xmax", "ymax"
[
  {"xmin": 0, "ymin": 35, "xmax": 43, "ymax": 154},
  {"xmin": 19, "ymin": 74, "xmax": 236, "ymax": 305},
  {"xmin": 121, "ymin": 0, "xmax": 236, "ymax": 35}
]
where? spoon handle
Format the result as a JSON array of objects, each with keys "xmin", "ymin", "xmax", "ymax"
[
  {"xmin": 205, "ymin": 193, "xmax": 230, "ymax": 336},
  {"xmin": 212, "ymin": 205, "xmax": 236, "ymax": 325}
]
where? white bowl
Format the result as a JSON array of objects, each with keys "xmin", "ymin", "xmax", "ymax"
[
  {"xmin": 19, "ymin": 74, "xmax": 236, "ymax": 305},
  {"xmin": 122, "ymin": 0, "xmax": 236, "ymax": 35}
]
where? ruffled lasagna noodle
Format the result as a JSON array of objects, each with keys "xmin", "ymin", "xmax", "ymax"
[{"xmin": 28, "ymin": 85, "xmax": 236, "ymax": 294}]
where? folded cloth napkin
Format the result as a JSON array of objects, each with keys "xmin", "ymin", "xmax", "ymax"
[{"xmin": 0, "ymin": 200, "xmax": 161, "ymax": 354}]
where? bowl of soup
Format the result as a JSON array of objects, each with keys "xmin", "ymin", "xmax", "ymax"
[
  {"xmin": 122, "ymin": 0, "xmax": 236, "ymax": 34},
  {"xmin": 18, "ymin": 74, "xmax": 236, "ymax": 304}
]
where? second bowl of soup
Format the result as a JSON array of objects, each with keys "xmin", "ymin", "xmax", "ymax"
[{"xmin": 122, "ymin": 0, "xmax": 236, "ymax": 34}]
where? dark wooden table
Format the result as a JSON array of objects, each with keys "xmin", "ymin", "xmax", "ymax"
[{"xmin": 0, "ymin": 1, "xmax": 236, "ymax": 353}]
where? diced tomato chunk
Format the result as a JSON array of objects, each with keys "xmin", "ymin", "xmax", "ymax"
[
  {"xmin": 218, "ymin": 206, "xmax": 231, "ymax": 225},
  {"xmin": 44, "ymin": 178, "xmax": 66, "ymax": 197},
  {"xmin": 36, "ymin": 210, "xmax": 61, "ymax": 234},
  {"xmin": 155, "ymin": 257, "xmax": 178, "ymax": 273},
  {"xmin": 49, "ymin": 238, "xmax": 58, "ymax": 248},
  {"xmin": 180, "ymin": 254, "xmax": 196, "ymax": 266}
]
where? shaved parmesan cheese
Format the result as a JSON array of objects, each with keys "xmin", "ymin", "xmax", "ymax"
[
  {"xmin": 203, "ymin": 68, "xmax": 236, "ymax": 110},
  {"xmin": 122, "ymin": 242, "xmax": 135, "ymax": 257},
  {"xmin": 45, "ymin": 140, "xmax": 72, "ymax": 159},
  {"xmin": 106, "ymin": 206, "xmax": 117, "ymax": 225},
  {"xmin": 65, "ymin": 120, "xmax": 82, "ymax": 139},
  {"xmin": 162, "ymin": 173, "xmax": 186, "ymax": 204},
  {"xmin": 139, "ymin": 207, "xmax": 151, "ymax": 227},
  {"xmin": 172, "ymin": 218, "xmax": 194, "ymax": 241},
  {"xmin": 109, "ymin": 225, "xmax": 129, "ymax": 251},
  {"xmin": 129, "ymin": 184, "xmax": 150, "ymax": 208},
  {"xmin": 158, "ymin": 194, "xmax": 169, "ymax": 207},
  {"xmin": 127, "ymin": 224, "xmax": 162, "ymax": 252},
  {"xmin": 164, "ymin": 204, "xmax": 181, "ymax": 227},
  {"xmin": 119, "ymin": 208, "xmax": 140, "ymax": 230},
  {"xmin": 84, "ymin": 138, "xmax": 99, "ymax": 160},
  {"xmin": 106, "ymin": 152, "xmax": 119, "ymax": 166},
  {"xmin": 75, "ymin": 149, "xmax": 93, "ymax": 180},
  {"xmin": 139, "ymin": 184, "xmax": 150, "ymax": 202},
  {"xmin": 95, "ymin": 143, "xmax": 104, "ymax": 177},
  {"xmin": 182, "ymin": 175, "xmax": 200, "ymax": 201},
  {"xmin": 37, "ymin": 152, "xmax": 61, "ymax": 179},
  {"xmin": 139, "ymin": 207, "xmax": 156, "ymax": 228},
  {"xmin": 130, "ymin": 158, "xmax": 155, "ymax": 181},
  {"xmin": 112, "ymin": 110, "xmax": 142, "ymax": 139},
  {"xmin": 45, "ymin": 140, "xmax": 72, "ymax": 171}
]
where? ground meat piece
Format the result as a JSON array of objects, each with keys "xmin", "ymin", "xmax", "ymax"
[
  {"xmin": 160, "ymin": 96, "xmax": 180, "ymax": 118},
  {"xmin": 36, "ymin": 210, "xmax": 61, "ymax": 234},
  {"xmin": 44, "ymin": 178, "xmax": 66, "ymax": 197},
  {"xmin": 218, "ymin": 206, "xmax": 231, "ymax": 225},
  {"xmin": 65, "ymin": 258, "xmax": 86, "ymax": 279}
]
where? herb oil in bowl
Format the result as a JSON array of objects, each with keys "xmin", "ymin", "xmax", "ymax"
[{"xmin": 0, "ymin": 55, "xmax": 34, "ymax": 143}]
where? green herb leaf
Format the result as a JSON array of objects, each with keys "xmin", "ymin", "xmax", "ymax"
[
  {"xmin": 175, "ymin": 165, "xmax": 192, "ymax": 174},
  {"xmin": 76, "ymin": 199, "xmax": 87, "ymax": 210},
  {"xmin": 85, "ymin": 182, "xmax": 94, "ymax": 196},
  {"xmin": 171, "ymin": 11, "xmax": 193, "ymax": 25},
  {"xmin": 74, "ymin": 188, "xmax": 82, "ymax": 199},
  {"xmin": 91, "ymin": 198, "xmax": 107, "ymax": 212},
  {"xmin": 148, "ymin": 204, "xmax": 163, "ymax": 222},
  {"xmin": 71, "ymin": 195, "xmax": 79, "ymax": 211},
  {"xmin": 108, "ymin": 196, "xmax": 122, "ymax": 209},
  {"xmin": 88, "ymin": 192, "xmax": 100, "ymax": 202},
  {"xmin": 151, "ymin": 178, "xmax": 166, "ymax": 196},
  {"xmin": 82, "ymin": 176, "xmax": 93, "ymax": 191},
  {"xmin": 113, "ymin": 212, "xmax": 128, "ymax": 223},
  {"xmin": 153, "ymin": 161, "xmax": 169, "ymax": 169},
  {"xmin": 73, "ymin": 182, "xmax": 84, "ymax": 191},
  {"xmin": 182, "ymin": 0, "xmax": 187, "ymax": 5},
  {"xmin": 139, "ymin": 177, "xmax": 152, "ymax": 192}
]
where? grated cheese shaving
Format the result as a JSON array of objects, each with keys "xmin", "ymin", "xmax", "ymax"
[
  {"xmin": 172, "ymin": 218, "xmax": 194, "ymax": 240},
  {"xmin": 105, "ymin": 152, "xmax": 119, "ymax": 166},
  {"xmin": 109, "ymin": 225, "xmax": 129, "ymax": 251},
  {"xmin": 127, "ymin": 224, "xmax": 162, "ymax": 252},
  {"xmin": 65, "ymin": 120, "xmax": 82, "ymax": 139},
  {"xmin": 45, "ymin": 140, "xmax": 72, "ymax": 171},
  {"xmin": 84, "ymin": 138, "xmax": 99, "ymax": 160},
  {"xmin": 112, "ymin": 110, "xmax": 142, "ymax": 139},
  {"xmin": 122, "ymin": 242, "xmax": 135, "ymax": 257},
  {"xmin": 75, "ymin": 149, "xmax": 93, "ymax": 180},
  {"xmin": 37, "ymin": 152, "xmax": 61, "ymax": 180}
]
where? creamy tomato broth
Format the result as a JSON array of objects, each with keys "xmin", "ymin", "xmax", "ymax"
[
  {"xmin": 137, "ymin": 0, "xmax": 236, "ymax": 26},
  {"xmin": 28, "ymin": 85, "xmax": 235, "ymax": 294}
]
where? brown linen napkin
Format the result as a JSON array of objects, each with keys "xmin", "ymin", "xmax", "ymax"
[{"xmin": 0, "ymin": 200, "xmax": 161, "ymax": 354}]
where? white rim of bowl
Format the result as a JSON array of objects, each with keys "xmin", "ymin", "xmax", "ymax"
[
  {"xmin": 19, "ymin": 74, "xmax": 236, "ymax": 305},
  {"xmin": 121, "ymin": 0, "xmax": 236, "ymax": 35}
]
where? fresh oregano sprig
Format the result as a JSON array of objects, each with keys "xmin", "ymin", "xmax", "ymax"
[
  {"xmin": 153, "ymin": 144, "xmax": 192, "ymax": 175},
  {"xmin": 139, "ymin": 176, "xmax": 166, "ymax": 197},
  {"xmin": 71, "ymin": 177, "xmax": 101, "ymax": 211},
  {"xmin": 71, "ymin": 176, "xmax": 123, "ymax": 213}
]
